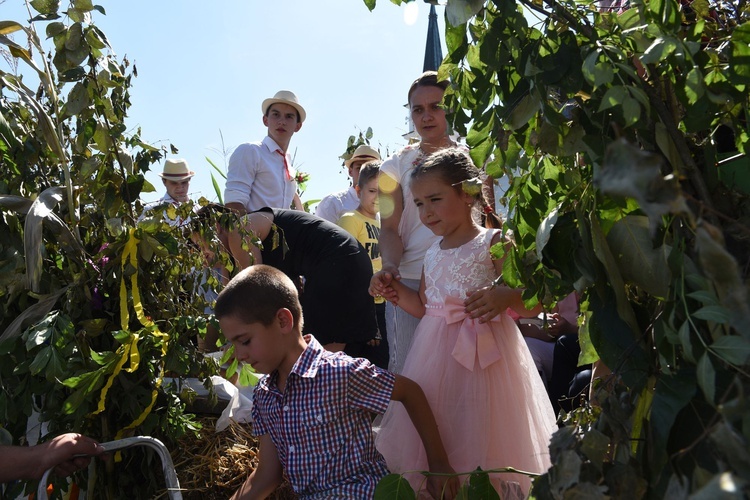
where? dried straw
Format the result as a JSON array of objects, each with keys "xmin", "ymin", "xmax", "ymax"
[{"xmin": 170, "ymin": 415, "xmax": 296, "ymax": 499}]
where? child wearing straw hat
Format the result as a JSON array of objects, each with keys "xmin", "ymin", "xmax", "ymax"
[
  {"xmin": 139, "ymin": 158, "xmax": 196, "ymax": 226},
  {"xmin": 158, "ymin": 158, "xmax": 195, "ymax": 204},
  {"xmin": 224, "ymin": 90, "xmax": 306, "ymax": 215},
  {"xmin": 315, "ymin": 144, "xmax": 381, "ymax": 223}
]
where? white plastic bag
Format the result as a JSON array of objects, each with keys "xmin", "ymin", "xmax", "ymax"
[{"xmin": 212, "ymin": 375, "xmax": 254, "ymax": 432}]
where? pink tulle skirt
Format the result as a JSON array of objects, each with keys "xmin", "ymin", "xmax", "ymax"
[{"xmin": 375, "ymin": 312, "xmax": 557, "ymax": 498}]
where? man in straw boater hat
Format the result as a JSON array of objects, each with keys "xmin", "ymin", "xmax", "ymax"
[
  {"xmin": 224, "ymin": 90, "xmax": 306, "ymax": 215},
  {"xmin": 314, "ymin": 144, "xmax": 381, "ymax": 223}
]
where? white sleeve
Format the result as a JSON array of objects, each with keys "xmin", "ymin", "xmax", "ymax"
[
  {"xmin": 314, "ymin": 195, "xmax": 339, "ymax": 223},
  {"xmin": 379, "ymin": 154, "xmax": 400, "ymax": 181},
  {"xmin": 223, "ymin": 143, "xmax": 257, "ymax": 209}
]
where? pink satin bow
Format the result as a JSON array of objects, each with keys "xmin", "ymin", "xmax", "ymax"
[{"xmin": 424, "ymin": 295, "xmax": 504, "ymax": 371}]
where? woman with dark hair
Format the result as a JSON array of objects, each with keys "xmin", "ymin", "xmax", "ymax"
[{"xmin": 376, "ymin": 71, "xmax": 464, "ymax": 373}]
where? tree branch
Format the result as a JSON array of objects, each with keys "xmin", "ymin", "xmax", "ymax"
[{"xmin": 517, "ymin": 0, "xmax": 595, "ymax": 39}]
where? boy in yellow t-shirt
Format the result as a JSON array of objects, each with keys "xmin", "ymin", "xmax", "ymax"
[{"xmin": 337, "ymin": 161, "xmax": 388, "ymax": 368}]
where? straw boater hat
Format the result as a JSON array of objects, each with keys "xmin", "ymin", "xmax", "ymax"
[
  {"xmin": 159, "ymin": 158, "xmax": 195, "ymax": 180},
  {"xmin": 261, "ymin": 90, "xmax": 306, "ymax": 124},
  {"xmin": 345, "ymin": 144, "xmax": 381, "ymax": 168}
]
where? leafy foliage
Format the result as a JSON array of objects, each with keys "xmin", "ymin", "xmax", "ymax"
[
  {"xmin": 340, "ymin": 127, "xmax": 375, "ymax": 161},
  {"xmin": 1, "ymin": 2, "xmax": 221, "ymax": 496},
  {"xmin": 370, "ymin": 0, "xmax": 750, "ymax": 497}
]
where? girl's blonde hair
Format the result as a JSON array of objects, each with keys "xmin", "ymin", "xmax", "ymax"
[{"xmin": 410, "ymin": 148, "xmax": 503, "ymax": 228}]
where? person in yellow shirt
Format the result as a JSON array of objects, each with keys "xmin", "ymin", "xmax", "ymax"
[{"xmin": 337, "ymin": 161, "xmax": 388, "ymax": 368}]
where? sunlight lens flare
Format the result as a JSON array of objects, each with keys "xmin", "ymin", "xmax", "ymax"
[{"xmin": 403, "ymin": 1, "xmax": 419, "ymax": 26}]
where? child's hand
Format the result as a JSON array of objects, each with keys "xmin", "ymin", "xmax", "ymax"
[
  {"xmin": 464, "ymin": 285, "xmax": 511, "ymax": 323},
  {"xmin": 546, "ymin": 312, "xmax": 577, "ymax": 337},
  {"xmin": 426, "ymin": 463, "xmax": 460, "ymax": 500},
  {"xmin": 369, "ymin": 271, "xmax": 399, "ymax": 304}
]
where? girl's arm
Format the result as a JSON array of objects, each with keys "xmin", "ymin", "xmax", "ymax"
[
  {"xmin": 229, "ymin": 434, "xmax": 283, "ymax": 500},
  {"xmin": 464, "ymin": 232, "xmax": 542, "ymax": 323},
  {"xmin": 390, "ymin": 375, "xmax": 459, "ymax": 500},
  {"xmin": 391, "ymin": 272, "xmax": 427, "ymax": 319}
]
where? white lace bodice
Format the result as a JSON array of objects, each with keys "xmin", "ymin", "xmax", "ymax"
[{"xmin": 423, "ymin": 228, "xmax": 500, "ymax": 306}]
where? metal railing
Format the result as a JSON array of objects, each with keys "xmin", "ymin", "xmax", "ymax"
[{"xmin": 37, "ymin": 436, "xmax": 183, "ymax": 499}]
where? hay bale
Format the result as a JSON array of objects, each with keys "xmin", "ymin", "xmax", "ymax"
[{"xmin": 171, "ymin": 415, "xmax": 296, "ymax": 499}]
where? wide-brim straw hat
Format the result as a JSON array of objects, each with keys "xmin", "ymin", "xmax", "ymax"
[
  {"xmin": 262, "ymin": 90, "xmax": 306, "ymax": 123},
  {"xmin": 159, "ymin": 158, "xmax": 195, "ymax": 179},
  {"xmin": 344, "ymin": 144, "xmax": 381, "ymax": 168}
]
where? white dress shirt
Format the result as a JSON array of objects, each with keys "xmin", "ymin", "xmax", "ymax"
[
  {"xmin": 314, "ymin": 186, "xmax": 359, "ymax": 223},
  {"xmin": 224, "ymin": 136, "xmax": 298, "ymax": 211}
]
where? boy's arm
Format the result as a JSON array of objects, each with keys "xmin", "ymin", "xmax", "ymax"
[
  {"xmin": 224, "ymin": 145, "xmax": 256, "ymax": 216},
  {"xmin": 226, "ymin": 202, "xmax": 247, "ymax": 216},
  {"xmin": 227, "ymin": 228, "xmax": 255, "ymax": 270},
  {"xmin": 292, "ymin": 193, "xmax": 304, "ymax": 211},
  {"xmin": 390, "ymin": 375, "xmax": 459, "ymax": 499},
  {"xmin": 229, "ymin": 434, "xmax": 283, "ymax": 500}
]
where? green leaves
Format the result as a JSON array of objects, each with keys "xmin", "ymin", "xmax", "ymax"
[
  {"xmin": 30, "ymin": 0, "xmax": 60, "ymax": 16},
  {"xmin": 709, "ymin": 336, "xmax": 750, "ymax": 367},
  {"xmin": 374, "ymin": 474, "xmax": 416, "ymax": 500},
  {"xmin": 684, "ymin": 68, "xmax": 705, "ymax": 104},
  {"xmin": 640, "ymin": 36, "xmax": 678, "ymax": 65},
  {"xmin": 597, "ymin": 85, "xmax": 644, "ymax": 127},
  {"xmin": 695, "ymin": 224, "xmax": 750, "ymax": 337},
  {"xmin": 0, "ymin": 5, "xmax": 216, "ymax": 496},
  {"xmin": 595, "ymin": 138, "xmax": 689, "ymax": 236},
  {"xmin": 445, "ymin": 0, "xmax": 484, "ymax": 27},
  {"xmin": 582, "ymin": 49, "xmax": 614, "ymax": 89},
  {"xmin": 506, "ymin": 93, "xmax": 538, "ymax": 131},
  {"xmin": 606, "ymin": 215, "xmax": 671, "ymax": 298}
]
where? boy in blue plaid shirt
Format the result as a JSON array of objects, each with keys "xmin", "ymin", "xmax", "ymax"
[{"xmin": 216, "ymin": 265, "xmax": 458, "ymax": 499}]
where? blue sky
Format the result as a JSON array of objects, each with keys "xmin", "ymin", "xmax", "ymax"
[{"xmin": 4, "ymin": 0, "xmax": 448, "ymax": 206}]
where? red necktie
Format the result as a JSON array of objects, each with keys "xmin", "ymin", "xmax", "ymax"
[{"xmin": 276, "ymin": 149, "xmax": 292, "ymax": 181}]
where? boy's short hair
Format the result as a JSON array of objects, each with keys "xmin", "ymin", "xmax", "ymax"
[
  {"xmin": 357, "ymin": 160, "xmax": 381, "ymax": 189},
  {"xmin": 215, "ymin": 265, "xmax": 303, "ymax": 329}
]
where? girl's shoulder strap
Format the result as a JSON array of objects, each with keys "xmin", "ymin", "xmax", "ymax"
[{"xmin": 484, "ymin": 226, "xmax": 502, "ymax": 244}]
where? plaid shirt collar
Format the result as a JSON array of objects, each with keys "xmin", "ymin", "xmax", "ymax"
[{"xmin": 264, "ymin": 334, "xmax": 324, "ymax": 391}]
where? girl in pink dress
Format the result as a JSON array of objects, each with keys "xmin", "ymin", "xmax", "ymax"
[{"xmin": 370, "ymin": 148, "xmax": 557, "ymax": 498}]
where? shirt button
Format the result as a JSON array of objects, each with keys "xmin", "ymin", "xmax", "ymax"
[
  {"xmin": 283, "ymin": 406, "xmax": 289, "ymax": 412},
  {"xmin": 316, "ymin": 414, "xmax": 323, "ymax": 422},
  {"xmin": 289, "ymin": 445, "xmax": 295, "ymax": 452}
]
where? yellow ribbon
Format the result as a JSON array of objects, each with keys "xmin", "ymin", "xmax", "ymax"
[
  {"xmin": 631, "ymin": 376, "xmax": 656, "ymax": 455},
  {"xmin": 115, "ymin": 330, "xmax": 168, "ymax": 450},
  {"xmin": 94, "ymin": 228, "xmax": 170, "ymax": 456}
]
